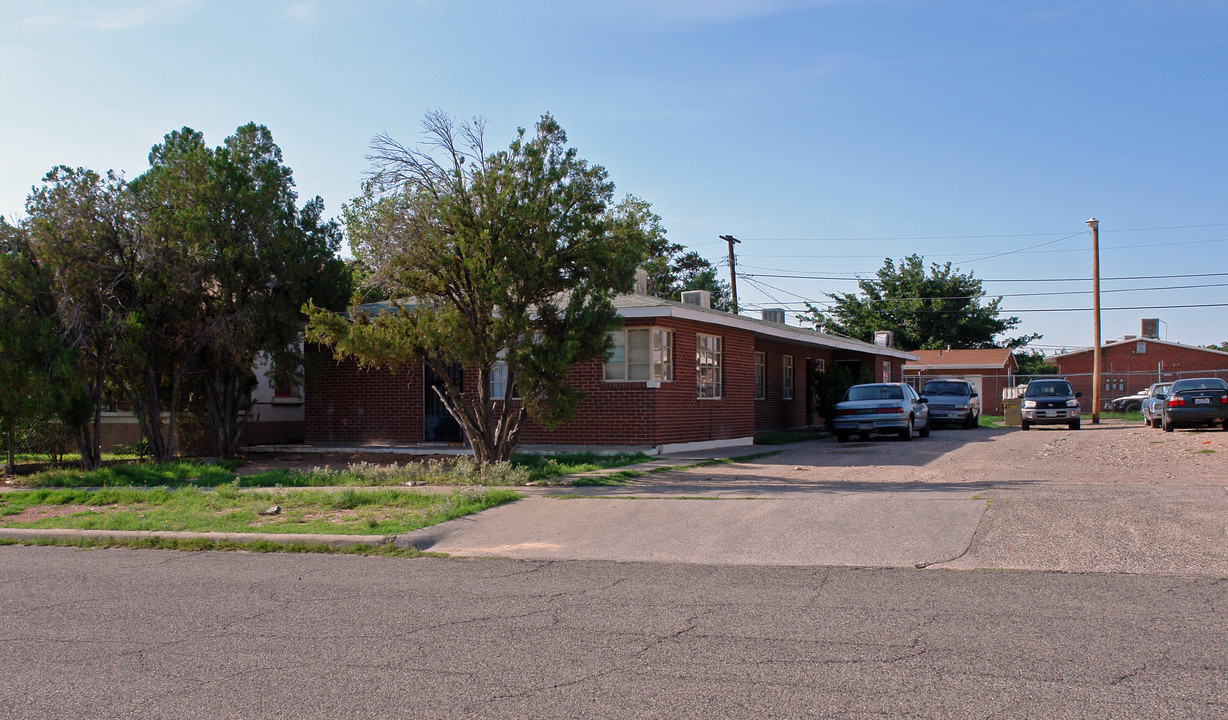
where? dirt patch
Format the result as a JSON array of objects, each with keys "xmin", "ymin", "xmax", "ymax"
[{"xmin": 4, "ymin": 504, "xmax": 96, "ymax": 524}]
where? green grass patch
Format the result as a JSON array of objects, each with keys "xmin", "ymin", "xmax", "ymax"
[
  {"xmin": 754, "ymin": 429, "xmax": 830, "ymax": 445},
  {"xmin": 568, "ymin": 451, "xmax": 781, "ymax": 486},
  {"xmin": 0, "ymin": 484, "xmax": 520, "ymax": 536},
  {"xmin": 979, "ymin": 415, "xmax": 1005, "ymax": 428},
  {"xmin": 510, "ymin": 451, "xmax": 651, "ymax": 482},
  {"xmin": 1, "ymin": 535, "xmax": 440, "ymax": 557},
  {"xmin": 1195, "ymin": 449, "xmax": 1215, "ymax": 454}
]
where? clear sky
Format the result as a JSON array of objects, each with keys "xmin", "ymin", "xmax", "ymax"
[{"xmin": 3, "ymin": 0, "xmax": 1227, "ymax": 350}]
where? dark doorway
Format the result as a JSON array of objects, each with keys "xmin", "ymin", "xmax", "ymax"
[
  {"xmin": 805, "ymin": 358, "xmax": 815, "ymax": 426},
  {"xmin": 424, "ymin": 361, "xmax": 464, "ymax": 442}
]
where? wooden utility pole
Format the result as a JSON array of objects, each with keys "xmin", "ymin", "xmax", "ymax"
[
  {"xmin": 720, "ymin": 234, "xmax": 740, "ymax": 314},
  {"xmin": 1088, "ymin": 217, "xmax": 1102, "ymax": 424}
]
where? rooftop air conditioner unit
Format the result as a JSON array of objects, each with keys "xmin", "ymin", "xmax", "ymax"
[
  {"xmin": 1140, "ymin": 318, "xmax": 1160, "ymax": 339},
  {"xmin": 680, "ymin": 290, "xmax": 711, "ymax": 309},
  {"xmin": 874, "ymin": 330, "xmax": 894, "ymax": 348},
  {"xmin": 761, "ymin": 308, "xmax": 786, "ymax": 324}
]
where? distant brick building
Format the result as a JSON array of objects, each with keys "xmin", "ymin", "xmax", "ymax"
[
  {"xmin": 304, "ymin": 293, "xmax": 917, "ymax": 454},
  {"xmin": 1045, "ymin": 330, "xmax": 1228, "ymax": 409},
  {"xmin": 902, "ymin": 348, "xmax": 1018, "ymax": 414}
]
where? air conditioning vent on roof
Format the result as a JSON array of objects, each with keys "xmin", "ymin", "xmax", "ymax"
[
  {"xmin": 874, "ymin": 330, "xmax": 894, "ymax": 348},
  {"xmin": 681, "ymin": 290, "xmax": 711, "ymax": 308},
  {"xmin": 1141, "ymin": 318, "xmax": 1160, "ymax": 339},
  {"xmin": 761, "ymin": 308, "xmax": 786, "ymax": 324}
]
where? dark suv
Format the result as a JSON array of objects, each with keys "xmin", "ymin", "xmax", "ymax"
[{"xmin": 1020, "ymin": 378, "xmax": 1081, "ymax": 431}]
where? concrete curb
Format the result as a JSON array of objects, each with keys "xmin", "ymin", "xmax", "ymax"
[{"xmin": 0, "ymin": 527, "xmax": 396, "ymax": 549}]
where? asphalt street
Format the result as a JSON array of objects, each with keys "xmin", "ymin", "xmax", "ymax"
[{"xmin": 2, "ymin": 547, "xmax": 1226, "ymax": 719}]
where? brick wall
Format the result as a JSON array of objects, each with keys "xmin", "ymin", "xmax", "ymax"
[
  {"xmin": 1052, "ymin": 341, "xmax": 1228, "ymax": 408},
  {"xmin": 304, "ymin": 344, "xmax": 424, "ymax": 443}
]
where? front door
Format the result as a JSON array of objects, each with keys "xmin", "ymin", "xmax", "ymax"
[{"xmin": 424, "ymin": 361, "xmax": 464, "ymax": 442}]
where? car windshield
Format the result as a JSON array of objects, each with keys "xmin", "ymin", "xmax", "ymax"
[
  {"xmin": 1150, "ymin": 384, "xmax": 1172, "ymax": 396},
  {"xmin": 1174, "ymin": 379, "xmax": 1228, "ymax": 391},
  {"xmin": 1025, "ymin": 381, "xmax": 1072, "ymax": 398},
  {"xmin": 845, "ymin": 385, "xmax": 903, "ymax": 401},
  {"xmin": 922, "ymin": 381, "xmax": 969, "ymax": 395}
]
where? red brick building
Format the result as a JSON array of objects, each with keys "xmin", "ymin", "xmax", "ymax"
[
  {"xmin": 902, "ymin": 348, "xmax": 1018, "ymax": 414},
  {"xmin": 1046, "ymin": 335, "xmax": 1228, "ymax": 409},
  {"xmin": 304, "ymin": 293, "xmax": 917, "ymax": 453}
]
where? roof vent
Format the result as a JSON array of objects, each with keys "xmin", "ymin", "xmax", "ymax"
[
  {"xmin": 1141, "ymin": 318, "xmax": 1160, "ymax": 339},
  {"xmin": 874, "ymin": 330, "xmax": 894, "ymax": 348},
  {"xmin": 680, "ymin": 290, "xmax": 711, "ymax": 309},
  {"xmin": 761, "ymin": 308, "xmax": 786, "ymax": 324},
  {"xmin": 633, "ymin": 268, "xmax": 649, "ymax": 295}
]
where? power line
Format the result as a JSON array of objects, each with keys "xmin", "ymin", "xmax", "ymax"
[{"xmin": 739, "ymin": 270, "xmax": 1228, "ymax": 283}]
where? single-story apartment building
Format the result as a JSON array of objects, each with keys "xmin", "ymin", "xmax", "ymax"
[
  {"xmin": 902, "ymin": 348, "xmax": 1018, "ymax": 414},
  {"xmin": 304, "ymin": 291, "xmax": 918, "ymax": 454},
  {"xmin": 1045, "ymin": 322, "xmax": 1228, "ymax": 406}
]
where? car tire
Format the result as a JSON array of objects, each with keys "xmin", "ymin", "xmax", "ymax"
[
  {"xmin": 899, "ymin": 416, "xmax": 913, "ymax": 441},
  {"xmin": 964, "ymin": 412, "xmax": 978, "ymax": 430},
  {"xmin": 836, "ymin": 432, "xmax": 850, "ymax": 443},
  {"xmin": 919, "ymin": 419, "xmax": 930, "ymax": 438},
  {"xmin": 1223, "ymin": 420, "xmax": 1228, "ymax": 432},
  {"xmin": 858, "ymin": 432, "xmax": 870, "ymax": 442},
  {"xmin": 1163, "ymin": 417, "xmax": 1174, "ymax": 433},
  {"xmin": 1020, "ymin": 420, "xmax": 1030, "ymax": 431},
  {"xmin": 1126, "ymin": 402, "xmax": 1141, "ymax": 413},
  {"xmin": 1069, "ymin": 420, "xmax": 1080, "ymax": 430}
]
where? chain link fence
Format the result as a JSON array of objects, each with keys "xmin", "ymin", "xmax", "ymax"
[{"xmin": 2, "ymin": 413, "xmax": 76, "ymax": 467}]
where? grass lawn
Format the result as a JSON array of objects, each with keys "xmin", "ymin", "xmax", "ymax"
[
  {"xmin": 0, "ymin": 484, "xmax": 520, "ymax": 536},
  {"xmin": 13, "ymin": 451, "xmax": 653, "ymax": 490}
]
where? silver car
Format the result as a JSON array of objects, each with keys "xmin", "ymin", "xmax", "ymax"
[
  {"xmin": 1141, "ymin": 382, "xmax": 1172, "ymax": 428},
  {"xmin": 920, "ymin": 378, "xmax": 981, "ymax": 429},
  {"xmin": 833, "ymin": 382, "xmax": 930, "ymax": 443}
]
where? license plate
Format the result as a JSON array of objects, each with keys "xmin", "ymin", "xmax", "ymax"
[
  {"xmin": 858, "ymin": 423, "xmax": 873, "ymax": 430},
  {"xmin": 1195, "ymin": 397, "xmax": 1211, "ymax": 405}
]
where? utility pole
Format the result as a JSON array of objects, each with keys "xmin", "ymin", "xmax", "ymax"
[
  {"xmin": 720, "ymin": 234, "xmax": 740, "ymax": 314},
  {"xmin": 1087, "ymin": 217, "xmax": 1102, "ymax": 424}
]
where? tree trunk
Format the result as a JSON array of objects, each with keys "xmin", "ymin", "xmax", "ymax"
[
  {"xmin": 4, "ymin": 424, "xmax": 13, "ymax": 476},
  {"xmin": 204, "ymin": 370, "xmax": 252, "ymax": 459}
]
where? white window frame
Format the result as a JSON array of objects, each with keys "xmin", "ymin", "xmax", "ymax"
[
  {"xmin": 816, "ymin": 358, "xmax": 826, "ymax": 373},
  {"xmin": 604, "ymin": 327, "xmax": 673, "ymax": 382},
  {"xmin": 754, "ymin": 351, "xmax": 766, "ymax": 400},
  {"xmin": 782, "ymin": 355, "xmax": 794, "ymax": 400},
  {"xmin": 883, "ymin": 361, "xmax": 891, "ymax": 383},
  {"xmin": 696, "ymin": 334, "xmax": 723, "ymax": 399},
  {"xmin": 489, "ymin": 353, "xmax": 518, "ymax": 400}
]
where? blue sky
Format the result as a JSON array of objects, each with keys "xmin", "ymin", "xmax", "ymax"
[{"xmin": 3, "ymin": 0, "xmax": 1227, "ymax": 350}]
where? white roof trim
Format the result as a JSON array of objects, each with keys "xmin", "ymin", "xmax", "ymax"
[
  {"xmin": 904, "ymin": 363, "xmax": 1008, "ymax": 371},
  {"xmin": 619, "ymin": 305, "xmax": 919, "ymax": 360}
]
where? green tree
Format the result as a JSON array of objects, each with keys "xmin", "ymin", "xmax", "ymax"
[
  {"xmin": 625, "ymin": 197, "xmax": 730, "ymax": 309},
  {"xmin": 305, "ymin": 112, "xmax": 653, "ymax": 465},
  {"xmin": 22, "ymin": 166, "xmax": 141, "ymax": 469},
  {"xmin": 1013, "ymin": 350, "xmax": 1058, "ymax": 377},
  {"xmin": 801, "ymin": 254, "xmax": 1038, "ymax": 351},
  {"xmin": 134, "ymin": 124, "xmax": 350, "ymax": 458},
  {"xmin": 0, "ymin": 219, "xmax": 82, "ymax": 472}
]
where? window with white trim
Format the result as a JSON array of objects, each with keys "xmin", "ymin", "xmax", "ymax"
[
  {"xmin": 883, "ymin": 361, "xmax": 891, "ymax": 382},
  {"xmin": 604, "ymin": 327, "xmax": 673, "ymax": 382},
  {"xmin": 696, "ymin": 334, "xmax": 723, "ymax": 399},
  {"xmin": 490, "ymin": 358, "xmax": 509, "ymax": 400},
  {"xmin": 754, "ymin": 352, "xmax": 766, "ymax": 400},
  {"xmin": 816, "ymin": 358, "xmax": 826, "ymax": 373},
  {"xmin": 782, "ymin": 355, "xmax": 794, "ymax": 400}
]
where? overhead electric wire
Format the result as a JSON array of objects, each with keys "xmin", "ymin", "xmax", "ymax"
[{"xmin": 739, "ymin": 269, "xmax": 1228, "ymax": 283}]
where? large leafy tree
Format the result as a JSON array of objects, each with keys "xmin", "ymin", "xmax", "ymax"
[
  {"xmin": 801, "ymin": 254, "xmax": 1038, "ymax": 351},
  {"xmin": 21, "ymin": 167, "xmax": 142, "ymax": 468},
  {"xmin": 0, "ymin": 219, "xmax": 82, "ymax": 472},
  {"xmin": 305, "ymin": 112, "xmax": 653, "ymax": 465},
  {"xmin": 135, "ymin": 124, "xmax": 349, "ymax": 458}
]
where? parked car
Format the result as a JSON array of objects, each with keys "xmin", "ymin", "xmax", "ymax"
[
  {"xmin": 1108, "ymin": 388, "xmax": 1149, "ymax": 413},
  {"xmin": 920, "ymin": 378, "xmax": 980, "ymax": 429},
  {"xmin": 1020, "ymin": 378, "xmax": 1081, "ymax": 430},
  {"xmin": 833, "ymin": 382, "xmax": 930, "ymax": 442},
  {"xmin": 1162, "ymin": 377, "xmax": 1228, "ymax": 432},
  {"xmin": 1141, "ymin": 382, "xmax": 1173, "ymax": 428}
]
